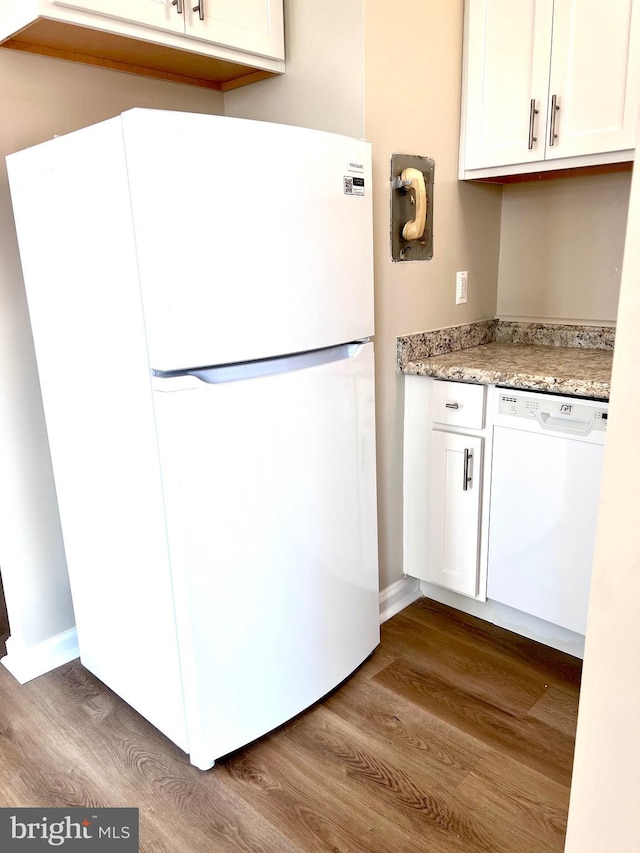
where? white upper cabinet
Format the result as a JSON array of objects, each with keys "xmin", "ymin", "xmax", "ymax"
[
  {"xmin": 462, "ymin": 0, "xmax": 553, "ymax": 172},
  {"xmin": 50, "ymin": 0, "xmax": 184, "ymax": 35},
  {"xmin": 51, "ymin": 0, "xmax": 284, "ymax": 59},
  {"xmin": 460, "ymin": 0, "xmax": 640, "ymax": 178},
  {"xmin": 186, "ymin": 0, "xmax": 284, "ymax": 60},
  {"xmin": 0, "ymin": 0, "xmax": 285, "ymax": 90},
  {"xmin": 547, "ymin": 0, "xmax": 640, "ymax": 160}
]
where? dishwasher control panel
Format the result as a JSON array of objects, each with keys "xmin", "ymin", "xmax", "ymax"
[{"xmin": 497, "ymin": 392, "xmax": 608, "ymax": 434}]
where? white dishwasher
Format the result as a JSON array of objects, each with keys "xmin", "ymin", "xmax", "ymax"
[{"xmin": 487, "ymin": 389, "xmax": 608, "ymax": 636}]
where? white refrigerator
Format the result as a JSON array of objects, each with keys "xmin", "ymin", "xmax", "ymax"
[{"xmin": 6, "ymin": 109, "xmax": 380, "ymax": 770}]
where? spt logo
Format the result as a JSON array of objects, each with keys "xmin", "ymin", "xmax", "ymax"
[{"xmin": 0, "ymin": 808, "xmax": 138, "ymax": 850}]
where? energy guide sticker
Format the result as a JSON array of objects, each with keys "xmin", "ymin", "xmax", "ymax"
[{"xmin": 344, "ymin": 176, "xmax": 365, "ymax": 196}]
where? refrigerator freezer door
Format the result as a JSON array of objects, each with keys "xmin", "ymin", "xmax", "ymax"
[
  {"xmin": 121, "ymin": 109, "xmax": 374, "ymax": 371},
  {"xmin": 152, "ymin": 342, "xmax": 379, "ymax": 767}
]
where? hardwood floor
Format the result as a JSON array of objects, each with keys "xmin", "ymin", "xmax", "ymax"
[{"xmin": 0, "ymin": 598, "xmax": 581, "ymax": 852}]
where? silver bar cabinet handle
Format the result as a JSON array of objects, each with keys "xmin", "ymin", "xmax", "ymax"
[
  {"xmin": 463, "ymin": 448, "xmax": 472, "ymax": 491},
  {"xmin": 193, "ymin": 0, "xmax": 205, "ymax": 20},
  {"xmin": 172, "ymin": 0, "xmax": 183, "ymax": 13},
  {"xmin": 445, "ymin": 402, "xmax": 459, "ymax": 409},
  {"xmin": 549, "ymin": 94, "xmax": 560, "ymax": 146},
  {"xmin": 528, "ymin": 98, "xmax": 538, "ymax": 150}
]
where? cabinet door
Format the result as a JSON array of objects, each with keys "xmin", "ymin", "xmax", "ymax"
[
  {"xmin": 185, "ymin": 0, "xmax": 284, "ymax": 60},
  {"xmin": 546, "ymin": 0, "xmax": 640, "ymax": 159},
  {"xmin": 49, "ymin": 0, "xmax": 185, "ymax": 33},
  {"xmin": 426, "ymin": 431, "xmax": 483, "ymax": 597},
  {"xmin": 462, "ymin": 0, "xmax": 553, "ymax": 170}
]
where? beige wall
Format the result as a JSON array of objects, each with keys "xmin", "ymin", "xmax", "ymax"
[
  {"xmin": 0, "ymin": 49, "xmax": 223, "ymax": 662},
  {"xmin": 497, "ymin": 171, "xmax": 631, "ymax": 324},
  {"xmin": 364, "ymin": 0, "xmax": 502, "ymax": 587},
  {"xmin": 564, "ymin": 142, "xmax": 640, "ymax": 852},
  {"xmin": 224, "ymin": 0, "xmax": 364, "ymax": 138}
]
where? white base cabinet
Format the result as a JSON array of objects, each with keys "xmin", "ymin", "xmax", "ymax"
[
  {"xmin": 460, "ymin": 0, "xmax": 640, "ymax": 179},
  {"xmin": 402, "ymin": 374, "xmax": 592, "ymax": 659},
  {"xmin": 427, "ymin": 430, "xmax": 483, "ymax": 596},
  {"xmin": 403, "ymin": 376, "xmax": 493, "ymax": 601},
  {"xmin": 0, "ymin": 0, "xmax": 285, "ymax": 90}
]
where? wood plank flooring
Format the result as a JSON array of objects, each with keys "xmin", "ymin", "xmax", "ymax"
[{"xmin": 0, "ymin": 598, "xmax": 581, "ymax": 852}]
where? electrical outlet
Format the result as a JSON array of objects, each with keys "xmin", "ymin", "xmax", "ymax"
[{"xmin": 456, "ymin": 270, "xmax": 468, "ymax": 305}]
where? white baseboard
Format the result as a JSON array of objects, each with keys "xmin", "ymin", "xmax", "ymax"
[
  {"xmin": 419, "ymin": 581, "xmax": 585, "ymax": 659},
  {"xmin": 379, "ymin": 576, "xmax": 422, "ymax": 623},
  {"xmin": 1, "ymin": 627, "xmax": 79, "ymax": 684}
]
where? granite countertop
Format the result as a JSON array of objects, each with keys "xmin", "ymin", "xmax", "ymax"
[{"xmin": 398, "ymin": 321, "xmax": 614, "ymax": 400}]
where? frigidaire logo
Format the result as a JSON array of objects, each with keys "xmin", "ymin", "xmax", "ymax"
[{"xmin": 0, "ymin": 808, "xmax": 139, "ymax": 851}]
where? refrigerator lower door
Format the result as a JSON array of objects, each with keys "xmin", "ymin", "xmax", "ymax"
[{"xmin": 152, "ymin": 342, "xmax": 379, "ymax": 769}]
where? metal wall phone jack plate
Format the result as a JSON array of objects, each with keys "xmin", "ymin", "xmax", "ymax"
[{"xmin": 390, "ymin": 153, "xmax": 435, "ymax": 262}]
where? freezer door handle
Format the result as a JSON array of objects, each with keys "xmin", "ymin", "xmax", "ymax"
[{"xmin": 152, "ymin": 341, "xmax": 373, "ymax": 390}]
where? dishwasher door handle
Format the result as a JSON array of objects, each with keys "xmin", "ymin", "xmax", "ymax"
[
  {"xmin": 540, "ymin": 412, "xmax": 592, "ymax": 434},
  {"xmin": 463, "ymin": 448, "xmax": 473, "ymax": 491}
]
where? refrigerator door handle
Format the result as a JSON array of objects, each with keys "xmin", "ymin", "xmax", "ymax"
[{"xmin": 153, "ymin": 341, "xmax": 372, "ymax": 389}]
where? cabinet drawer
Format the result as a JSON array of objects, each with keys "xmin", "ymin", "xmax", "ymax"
[{"xmin": 431, "ymin": 380, "xmax": 485, "ymax": 429}]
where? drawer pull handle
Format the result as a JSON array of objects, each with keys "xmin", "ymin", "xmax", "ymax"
[
  {"xmin": 463, "ymin": 448, "xmax": 473, "ymax": 491},
  {"xmin": 445, "ymin": 402, "xmax": 459, "ymax": 409},
  {"xmin": 171, "ymin": 0, "xmax": 183, "ymax": 13}
]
